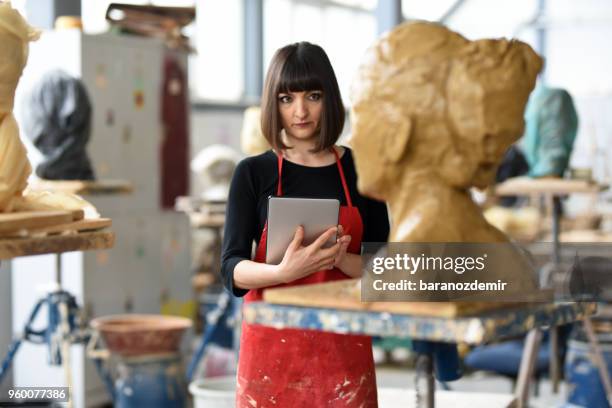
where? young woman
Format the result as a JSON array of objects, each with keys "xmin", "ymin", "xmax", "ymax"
[{"xmin": 221, "ymin": 42, "xmax": 389, "ymax": 407}]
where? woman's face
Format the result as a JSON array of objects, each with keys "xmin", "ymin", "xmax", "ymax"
[{"xmin": 278, "ymin": 90, "xmax": 323, "ymax": 142}]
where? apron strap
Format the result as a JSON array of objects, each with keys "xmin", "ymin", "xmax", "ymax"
[
  {"xmin": 331, "ymin": 147, "xmax": 353, "ymax": 207},
  {"xmin": 275, "ymin": 147, "xmax": 353, "ymax": 207},
  {"xmin": 276, "ymin": 151, "xmax": 283, "ymax": 196}
]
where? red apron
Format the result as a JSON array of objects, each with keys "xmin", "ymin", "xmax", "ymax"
[{"xmin": 236, "ymin": 148, "xmax": 378, "ymax": 407}]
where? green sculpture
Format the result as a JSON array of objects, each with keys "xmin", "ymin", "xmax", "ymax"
[{"xmin": 521, "ymin": 85, "xmax": 578, "ymax": 177}]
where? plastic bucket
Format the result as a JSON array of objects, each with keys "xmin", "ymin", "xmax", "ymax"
[{"xmin": 189, "ymin": 376, "xmax": 236, "ymax": 408}]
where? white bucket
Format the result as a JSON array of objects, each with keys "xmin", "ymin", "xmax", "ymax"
[{"xmin": 189, "ymin": 376, "xmax": 236, "ymax": 408}]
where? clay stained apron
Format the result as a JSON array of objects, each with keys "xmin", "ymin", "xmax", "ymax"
[{"xmin": 237, "ymin": 148, "xmax": 378, "ymax": 407}]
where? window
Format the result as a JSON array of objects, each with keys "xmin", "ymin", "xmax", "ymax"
[
  {"xmin": 401, "ymin": 0, "xmax": 459, "ymax": 23},
  {"xmin": 402, "ymin": 0, "xmax": 537, "ymax": 42},
  {"xmin": 193, "ymin": 0, "xmax": 243, "ymax": 100},
  {"xmin": 82, "ymin": 0, "xmax": 243, "ymax": 101},
  {"xmin": 264, "ymin": 0, "xmax": 376, "ymax": 104}
]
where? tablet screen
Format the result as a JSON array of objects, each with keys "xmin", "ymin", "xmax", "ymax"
[{"xmin": 266, "ymin": 197, "xmax": 339, "ymax": 264}]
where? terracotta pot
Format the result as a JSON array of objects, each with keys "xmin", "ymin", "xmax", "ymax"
[{"xmin": 91, "ymin": 314, "xmax": 192, "ymax": 357}]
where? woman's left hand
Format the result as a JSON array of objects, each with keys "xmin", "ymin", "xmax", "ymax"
[{"xmin": 333, "ymin": 225, "xmax": 351, "ymax": 270}]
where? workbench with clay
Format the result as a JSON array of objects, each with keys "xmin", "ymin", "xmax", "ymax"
[
  {"xmin": 244, "ymin": 279, "xmax": 596, "ymax": 408},
  {"xmin": 245, "ymin": 279, "xmax": 595, "ymax": 345}
]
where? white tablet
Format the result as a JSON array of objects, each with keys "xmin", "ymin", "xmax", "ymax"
[{"xmin": 266, "ymin": 197, "xmax": 340, "ymax": 264}]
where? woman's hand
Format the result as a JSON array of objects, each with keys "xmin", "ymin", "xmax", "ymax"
[
  {"xmin": 276, "ymin": 225, "xmax": 341, "ymax": 283},
  {"xmin": 333, "ymin": 225, "xmax": 352, "ymax": 270}
]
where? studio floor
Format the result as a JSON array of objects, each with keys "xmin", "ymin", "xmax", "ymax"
[{"xmin": 376, "ymin": 364, "xmax": 565, "ymax": 408}]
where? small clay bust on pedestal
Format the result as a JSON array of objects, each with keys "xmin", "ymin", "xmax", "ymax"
[
  {"xmin": 191, "ymin": 145, "xmax": 242, "ymax": 202},
  {"xmin": 240, "ymin": 106, "xmax": 270, "ymax": 156},
  {"xmin": 350, "ymin": 22, "xmax": 543, "ymax": 294}
]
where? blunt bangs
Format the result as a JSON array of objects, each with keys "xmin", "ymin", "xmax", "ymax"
[{"xmin": 278, "ymin": 52, "xmax": 324, "ymax": 93}]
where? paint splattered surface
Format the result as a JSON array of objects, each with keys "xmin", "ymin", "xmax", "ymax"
[{"xmin": 244, "ymin": 302, "xmax": 596, "ymax": 345}]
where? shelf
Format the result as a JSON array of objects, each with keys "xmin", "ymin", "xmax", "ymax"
[
  {"xmin": 188, "ymin": 212, "xmax": 225, "ymax": 229},
  {"xmin": 0, "ymin": 230, "xmax": 115, "ymax": 260},
  {"xmin": 28, "ymin": 179, "xmax": 134, "ymax": 195},
  {"xmin": 494, "ymin": 176, "xmax": 608, "ymax": 196}
]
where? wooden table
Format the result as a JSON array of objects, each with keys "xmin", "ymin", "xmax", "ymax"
[
  {"xmin": 245, "ymin": 300, "xmax": 596, "ymax": 408},
  {"xmin": 1, "ymin": 229, "xmax": 114, "ymax": 408},
  {"xmin": 493, "ymin": 177, "xmax": 608, "ymax": 262},
  {"xmin": 244, "ymin": 301, "xmax": 594, "ymax": 345},
  {"xmin": 494, "ymin": 177, "xmax": 610, "ymax": 393}
]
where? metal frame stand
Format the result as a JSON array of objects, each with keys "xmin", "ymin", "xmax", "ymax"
[
  {"xmin": 186, "ymin": 291, "xmax": 235, "ymax": 381},
  {"xmin": 0, "ymin": 253, "xmax": 85, "ymax": 408},
  {"xmin": 415, "ymin": 353, "xmax": 435, "ymax": 408},
  {"xmin": 549, "ymin": 195, "xmax": 612, "ymax": 400},
  {"xmin": 513, "ymin": 328, "xmax": 543, "ymax": 408}
]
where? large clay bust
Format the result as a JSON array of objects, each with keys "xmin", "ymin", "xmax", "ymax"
[{"xmin": 350, "ymin": 22, "xmax": 542, "ymax": 243}]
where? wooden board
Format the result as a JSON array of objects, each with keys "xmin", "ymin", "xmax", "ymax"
[
  {"xmin": 557, "ymin": 229, "xmax": 612, "ymax": 243},
  {"xmin": 494, "ymin": 176, "xmax": 607, "ymax": 196},
  {"xmin": 28, "ymin": 179, "xmax": 134, "ymax": 195},
  {"xmin": 263, "ymin": 279, "xmax": 538, "ymax": 318},
  {"xmin": 33, "ymin": 218, "xmax": 110, "ymax": 234},
  {"xmin": 0, "ymin": 210, "xmax": 76, "ymax": 234},
  {"xmin": 0, "ymin": 231, "xmax": 115, "ymax": 260},
  {"xmin": 189, "ymin": 212, "xmax": 225, "ymax": 228},
  {"xmin": 1, "ymin": 218, "xmax": 111, "ymax": 238}
]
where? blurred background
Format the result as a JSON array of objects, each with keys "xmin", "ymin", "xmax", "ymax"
[{"xmin": 1, "ymin": 1, "xmax": 612, "ymax": 407}]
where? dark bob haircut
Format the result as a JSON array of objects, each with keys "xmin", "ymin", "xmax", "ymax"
[{"xmin": 260, "ymin": 42, "xmax": 345, "ymax": 152}]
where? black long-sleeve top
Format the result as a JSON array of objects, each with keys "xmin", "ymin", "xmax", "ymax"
[{"xmin": 220, "ymin": 147, "xmax": 390, "ymax": 296}]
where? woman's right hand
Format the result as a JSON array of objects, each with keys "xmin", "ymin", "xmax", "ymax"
[{"xmin": 276, "ymin": 225, "xmax": 341, "ymax": 283}]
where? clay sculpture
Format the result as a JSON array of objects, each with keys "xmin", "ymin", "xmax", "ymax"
[{"xmin": 350, "ymin": 21, "xmax": 543, "ymax": 296}]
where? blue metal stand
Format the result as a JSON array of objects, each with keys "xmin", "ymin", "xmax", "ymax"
[
  {"xmin": 186, "ymin": 291, "xmax": 235, "ymax": 381},
  {"xmin": 0, "ymin": 290, "xmax": 84, "ymax": 384}
]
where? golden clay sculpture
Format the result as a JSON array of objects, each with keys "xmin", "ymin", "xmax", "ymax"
[
  {"xmin": 0, "ymin": 2, "xmax": 99, "ymax": 217},
  {"xmin": 349, "ymin": 22, "xmax": 543, "ymax": 296},
  {"xmin": 0, "ymin": 1, "xmax": 38, "ymax": 211},
  {"xmin": 350, "ymin": 21, "xmax": 542, "ymax": 243}
]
